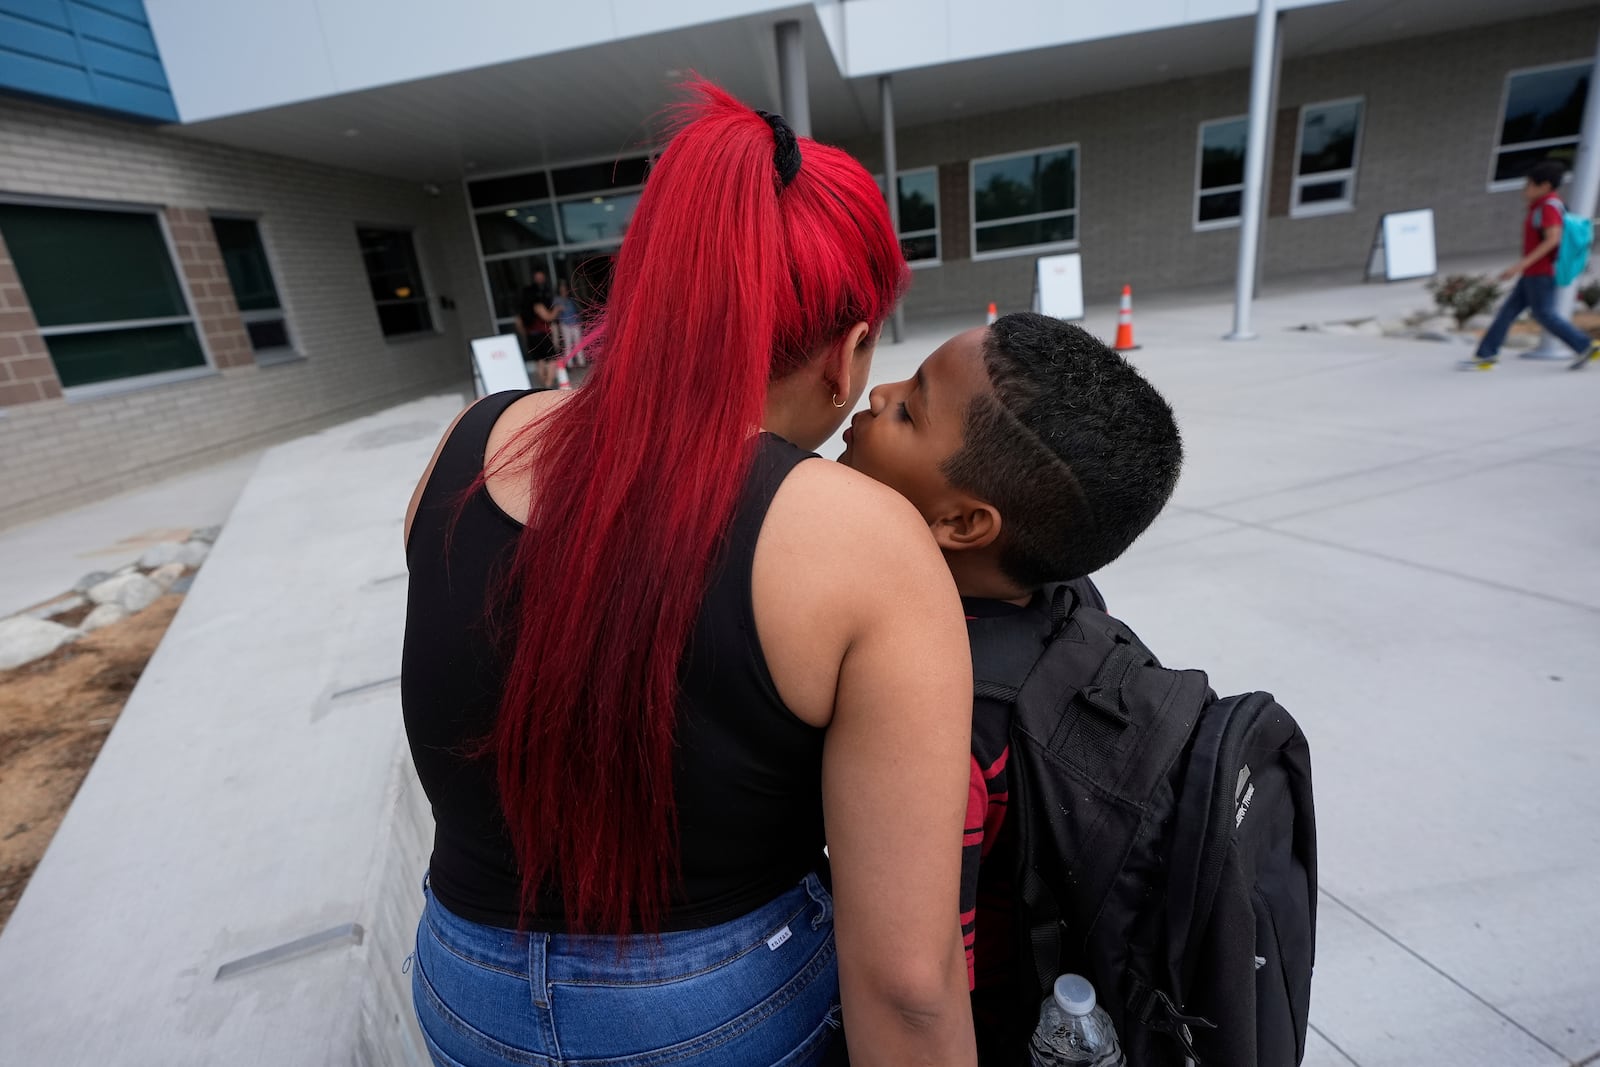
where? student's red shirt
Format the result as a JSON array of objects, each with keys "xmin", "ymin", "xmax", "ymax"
[{"xmin": 1524, "ymin": 194, "xmax": 1563, "ymax": 277}]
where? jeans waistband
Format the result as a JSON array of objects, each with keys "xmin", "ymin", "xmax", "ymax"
[{"xmin": 422, "ymin": 872, "xmax": 832, "ymax": 985}]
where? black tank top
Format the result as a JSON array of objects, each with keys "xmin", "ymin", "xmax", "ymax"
[{"xmin": 401, "ymin": 390, "xmax": 825, "ymax": 931}]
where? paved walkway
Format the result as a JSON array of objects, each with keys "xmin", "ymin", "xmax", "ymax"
[{"xmin": 2, "ymin": 264, "xmax": 1595, "ymax": 1064}]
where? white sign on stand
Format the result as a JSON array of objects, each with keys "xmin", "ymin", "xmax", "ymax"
[
  {"xmin": 470, "ymin": 334, "xmax": 532, "ymax": 397},
  {"xmin": 1366, "ymin": 209, "xmax": 1437, "ymax": 282},
  {"xmin": 1032, "ymin": 253, "xmax": 1085, "ymax": 320}
]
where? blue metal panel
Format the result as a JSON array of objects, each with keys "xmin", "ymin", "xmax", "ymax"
[
  {"xmin": 0, "ymin": 0, "xmax": 72, "ymax": 30},
  {"xmin": 0, "ymin": 0, "xmax": 176, "ymax": 121},
  {"xmin": 67, "ymin": 3, "xmax": 157, "ymax": 53},
  {"xmin": 79, "ymin": 36, "xmax": 164, "ymax": 87}
]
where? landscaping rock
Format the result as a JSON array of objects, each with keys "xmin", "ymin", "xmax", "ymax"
[
  {"xmin": 1417, "ymin": 315, "xmax": 1455, "ymax": 333},
  {"xmin": 138, "ymin": 542, "xmax": 185, "ymax": 569},
  {"xmin": 87, "ymin": 573, "xmax": 162, "ymax": 614},
  {"xmin": 150, "ymin": 563, "xmax": 186, "ymax": 591},
  {"xmin": 114, "ymin": 563, "xmax": 140, "ymax": 577},
  {"xmin": 1415, "ymin": 330, "xmax": 1462, "ymax": 343},
  {"xmin": 72, "ymin": 570, "xmax": 112, "ymax": 594},
  {"xmin": 1352, "ymin": 318, "xmax": 1384, "ymax": 337},
  {"xmin": 189, "ymin": 526, "xmax": 221, "ymax": 544},
  {"xmin": 0, "ymin": 616, "xmax": 79, "ymax": 671},
  {"xmin": 24, "ymin": 595, "xmax": 86, "ymax": 621},
  {"xmin": 175, "ymin": 541, "xmax": 210, "ymax": 567},
  {"xmin": 81, "ymin": 603, "xmax": 128, "ymax": 631}
]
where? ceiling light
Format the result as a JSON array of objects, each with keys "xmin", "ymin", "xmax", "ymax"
[
  {"xmin": 342, "ymin": 128, "xmax": 360, "ymax": 137},
  {"xmin": 604, "ymin": 204, "xmax": 615, "ymax": 212},
  {"xmin": 505, "ymin": 209, "xmax": 518, "ymax": 216},
  {"xmin": 395, "ymin": 286, "xmax": 412, "ymax": 298},
  {"xmin": 591, "ymin": 196, "xmax": 604, "ymax": 204}
]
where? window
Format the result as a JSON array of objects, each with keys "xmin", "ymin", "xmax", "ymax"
[
  {"xmin": 211, "ymin": 216, "xmax": 292, "ymax": 360},
  {"xmin": 970, "ymin": 146, "xmax": 1078, "ymax": 257},
  {"xmin": 556, "ymin": 191, "xmax": 641, "ymax": 247},
  {"xmin": 0, "ymin": 202, "xmax": 206, "ymax": 389},
  {"xmin": 1492, "ymin": 63, "xmax": 1589, "ymax": 189},
  {"xmin": 895, "ymin": 168, "xmax": 940, "ymax": 264},
  {"xmin": 357, "ymin": 227, "xmax": 433, "ymax": 338},
  {"xmin": 467, "ymin": 156, "xmax": 651, "ymax": 331},
  {"xmin": 1292, "ymin": 99, "xmax": 1363, "ymax": 216},
  {"xmin": 1196, "ymin": 117, "xmax": 1248, "ymax": 229}
]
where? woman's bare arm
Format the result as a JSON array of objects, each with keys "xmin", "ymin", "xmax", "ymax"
[{"xmin": 755, "ymin": 465, "xmax": 977, "ymax": 1066}]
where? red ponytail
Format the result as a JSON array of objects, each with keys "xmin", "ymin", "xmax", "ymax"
[{"xmin": 486, "ymin": 81, "xmax": 907, "ymax": 933}]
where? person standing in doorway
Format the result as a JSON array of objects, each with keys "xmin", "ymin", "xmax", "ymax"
[
  {"xmin": 517, "ymin": 269, "xmax": 559, "ymax": 387},
  {"xmin": 1462, "ymin": 159, "xmax": 1600, "ymax": 371},
  {"xmin": 552, "ymin": 279, "xmax": 584, "ymax": 367}
]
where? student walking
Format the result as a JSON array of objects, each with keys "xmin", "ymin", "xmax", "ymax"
[{"xmin": 1462, "ymin": 159, "xmax": 1599, "ymax": 372}]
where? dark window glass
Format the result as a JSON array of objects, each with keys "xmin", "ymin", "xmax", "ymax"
[
  {"xmin": 974, "ymin": 149, "xmax": 1076, "ymax": 224},
  {"xmin": 1198, "ymin": 190, "xmax": 1243, "ymax": 222},
  {"xmin": 898, "ymin": 170, "xmax": 938, "ymax": 233},
  {"xmin": 1199, "ymin": 119, "xmax": 1248, "ymax": 190},
  {"xmin": 485, "ymin": 254, "xmax": 552, "ymax": 321},
  {"xmin": 1493, "ymin": 143, "xmax": 1579, "ymax": 183},
  {"xmin": 974, "ymin": 215, "xmax": 1075, "ymax": 254},
  {"xmin": 552, "ymin": 247, "xmax": 618, "ymax": 310},
  {"xmin": 900, "ymin": 234, "xmax": 938, "ymax": 262},
  {"xmin": 46, "ymin": 322, "xmax": 205, "ymax": 388},
  {"xmin": 210, "ymin": 217, "xmax": 281, "ymax": 312},
  {"xmin": 551, "ymin": 156, "xmax": 650, "ymax": 197},
  {"xmin": 356, "ymin": 227, "xmax": 432, "ymax": 337},
  {"xmin": 1501, "ymin": 67, "xmax": 1588, "ymax": 146},
  {"xmin": 245, "ymin": 318, "xmax": 291, "ymax": 350},
  {"xmin": 475, "ymin": 204, "xmax": 558, "ymax": 254},
  {"xmin": 1298, "ymin": 102, "xmax": 1361, "ymax": 175},
  {"xmin": 467, "ymin": 171, "xmax": 551, "ymax": 209},
  {"xmin": 0, "ymin": 204, "xmax": 188, "ymax": 327},
  {"xmin": 1298, "ymin": 180, "xmax": 1348, "ymax": 204},
  {"xmin": 557, "ymin": 192, "xmax": 641, "ymax": 246}
]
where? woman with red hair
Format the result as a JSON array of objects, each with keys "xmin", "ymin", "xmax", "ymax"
[{"xmin": 402, "ymin": 82, "xmax": 976, "ymax": 1067}]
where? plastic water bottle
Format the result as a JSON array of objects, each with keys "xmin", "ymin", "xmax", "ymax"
[{"xmin": 1028, "ymin": 974, "xmax": 1126, "ymax": 1067}]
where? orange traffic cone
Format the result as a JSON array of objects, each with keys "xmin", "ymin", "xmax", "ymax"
[
  {"xmin": 985, "ymin": 302, "xmax": 998, "ymax": 325},
  {"xmin": 1113, "ymin": 285, "xmax": 1140, "ymax": 351}
]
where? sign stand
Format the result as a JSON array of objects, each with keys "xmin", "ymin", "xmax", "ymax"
[
  {"xmin": 1365, "ymin": 209, "xmax": 1437, "ymax": 282},
  {"xmin": 469, "ymin": 334, "xmax": 532, "ymax": 398},
  {"xmin": 1032, "ymin": 253, "xmax": 1085, "ymax": 320}
]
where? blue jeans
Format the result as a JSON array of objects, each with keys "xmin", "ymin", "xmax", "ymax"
[
  {"xmin": 1477, "ymin": 274, "xmax": 1592, "ymax": 357},
  {"xmin": 411, "ymin": 873, "xmax": 841, "ymax": 1067}
]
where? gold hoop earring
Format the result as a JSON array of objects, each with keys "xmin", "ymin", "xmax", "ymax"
[{"xmin": 832, "ymin": 393, "xmax": 846, "ymax": 409}]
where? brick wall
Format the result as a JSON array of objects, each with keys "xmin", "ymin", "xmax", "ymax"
[
  {"xmin": 165, "ymin": 206, "xmax": 254, "ymax": 372},
  {"xmin": 845, "ymin": 9, "xmax": 1598, "ymax": 318},
  {"xmin": 0, "ymin": 97, "xmax": 492, "ymax": 528},
  {"xmin": 0, "ymin": 229, "xmax": 62, "ymax": 408}
]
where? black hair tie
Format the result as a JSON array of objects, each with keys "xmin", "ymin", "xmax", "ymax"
[{"xmin": 754, "ymin": 109, "xmax": 802, "ymax": 188}]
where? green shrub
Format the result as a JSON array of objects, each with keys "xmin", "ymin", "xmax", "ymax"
[
  {"xmin": 1578, "ymin": 278, "xmax": 1600, "ymax": 312},
  {"xmin": 1427, "ymin": 274, "xmax": 1502, "ymax": 329}
]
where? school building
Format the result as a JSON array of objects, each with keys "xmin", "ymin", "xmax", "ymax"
[{"xmin": 1, "ymin": 0, "xmax": 1596, "ymax": 524}]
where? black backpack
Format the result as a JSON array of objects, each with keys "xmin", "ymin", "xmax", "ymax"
[{"xmin": 967, "ymin": 580, "xmax": 1316, "ymax": 1066}]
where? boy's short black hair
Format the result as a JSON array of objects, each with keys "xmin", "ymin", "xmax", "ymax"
[
  {"xmin": 1528, "ymin": 160, "xmax": 1567, "ymax": 189},
  {"xmin": 940, "ymin": 313, "xmax": 1182, "ymax": 588}
]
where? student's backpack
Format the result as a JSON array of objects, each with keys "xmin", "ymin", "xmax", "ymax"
[
  {"xmin": 1555, "ymin": 205, "xmax": 1593, "ymax": 287},
  {"xmin": 968, "ymin": 580, "xmax": 1316, "ymax": 1066}
]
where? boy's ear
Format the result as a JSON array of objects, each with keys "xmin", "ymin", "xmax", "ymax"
[{"xmin": 929, "ymin": 497, "xmax": 1004, "ymax": 554}]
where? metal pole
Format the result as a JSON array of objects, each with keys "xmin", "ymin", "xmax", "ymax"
[
  {"xmin": 880, "ymin": 75, "xmax": 906, "ymax": 343},
  {"xmin": 1226, "ymin": 0, "xmax": 1279, "ymax": 341},
  {"xmin": 1531, "ymin": 24, "xmax": 1600, "ymax": 356},
  {"xmin": 1253, "ymin": 11, "xmax": 1285, "ymax": 300},
  {"xmin": 775, "ymin": 20, "xmax": 811, "ymax": 138}
]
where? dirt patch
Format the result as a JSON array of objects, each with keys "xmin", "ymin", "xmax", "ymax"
[{"xmin": 0, "ymin": 594, "xmax": 183, "ymax": 932}]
